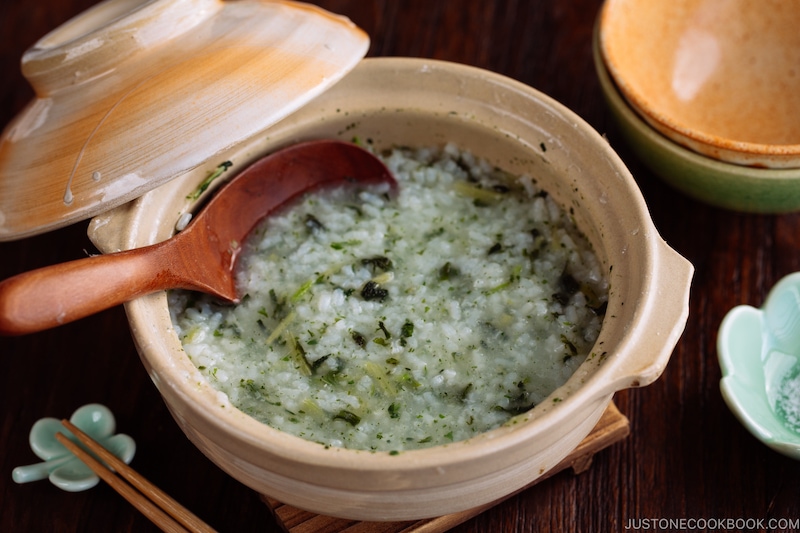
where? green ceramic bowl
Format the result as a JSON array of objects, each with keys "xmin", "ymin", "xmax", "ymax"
[
  {"xmin": 718, "ymin": 273, "xmax": 800, "ymax": 460},
  {"xmin": 592, "ymin": 25, "xmax": 800, "ymax": 214}
]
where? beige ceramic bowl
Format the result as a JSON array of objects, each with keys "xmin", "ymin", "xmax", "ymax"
[
  {"xmin": 86, "ymin": 57, "xmax": 694, "ymax": 521},
  {"xmin": 599, "ymin": 0, "xmax": 800, "ymax": 168}
]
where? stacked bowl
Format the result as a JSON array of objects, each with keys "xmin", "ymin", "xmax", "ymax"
[{"xmin": 595, "ymin": 0, "xmax": 800, "ymax": 213}]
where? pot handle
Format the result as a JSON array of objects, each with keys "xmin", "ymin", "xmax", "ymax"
[{"xmin": 598, "ymin": 238, "xmax": 693, "ymax": 395}]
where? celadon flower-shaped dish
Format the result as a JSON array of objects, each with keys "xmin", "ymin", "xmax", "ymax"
[
  {"xmin": 718, "ymin": 273, "xmax": 800, "ymax": 460},
  {"xmin": 12, "ymin": 403, "xmax": 135, "ymax": 491}
]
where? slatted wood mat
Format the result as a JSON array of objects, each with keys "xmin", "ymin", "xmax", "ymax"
[{"xmin": 262, "ymin": 402, "xmax": 629, "ymax": 533}]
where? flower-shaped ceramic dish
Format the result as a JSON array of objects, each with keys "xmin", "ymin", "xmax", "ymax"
[
  {"xmin": 85, "ymin": 57, "xmax": 694, "ymax": 521},
  {"xmin": 12, "ymin": 404, "xmax": 135, "ymax": 491},
  {"xmin": 598, "ymin": 0, "xmax": 800, "ymax": 169},
  {"xmin": 593, "ymin": 22, "xmax": 800, "ymax": 213},
  {"xmin": 718, "ymin": 273, "xmax": 800, "ymax": 460},
  {"xmin": 0, "ymin": 0, "xmax": 368, "ymax": 241}
]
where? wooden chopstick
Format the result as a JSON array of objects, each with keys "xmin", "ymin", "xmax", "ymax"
[{"xmin": 56, "ymin": 419, "xmax": 216, "ymax": 533}]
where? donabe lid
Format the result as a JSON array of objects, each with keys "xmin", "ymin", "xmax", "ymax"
[{"xmin": 0, "ymin": 0, "xmax": 369, "ymax": 241}]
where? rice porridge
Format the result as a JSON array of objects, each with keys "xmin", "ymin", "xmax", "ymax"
[{"xmin": 168, "ymin": 143, "xmax": 608, "ymax": 452}]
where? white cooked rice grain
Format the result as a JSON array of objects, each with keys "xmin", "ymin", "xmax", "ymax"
[{"xmin": 168, "ymin": 143, "xmax": 608, "ymax": 452}]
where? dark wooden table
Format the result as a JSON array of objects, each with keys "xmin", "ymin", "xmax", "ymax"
[{"xmin": 2, "ymin": 1, "xmax": 800, "ymax": 532}]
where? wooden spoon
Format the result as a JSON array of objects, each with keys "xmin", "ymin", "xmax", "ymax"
[{"xmin": 0, "ymin": 140, "xmax": 396, "ymax": 336}]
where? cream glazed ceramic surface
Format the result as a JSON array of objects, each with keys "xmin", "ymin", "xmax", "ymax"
[
  {"xmin": 88, "ymin": 58, "xmax": 694, "ymax": 521},
  {"xmin": 0, "ymin": 0, "xmax": 368, "ymax": 241},
  {"xmin": 599, "ymin": 0, "xmax": 800, "ymax": 168}
]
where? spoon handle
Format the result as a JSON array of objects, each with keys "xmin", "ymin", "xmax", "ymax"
[{"xmin": 0, "ymin": 242, "xmax": 186, "ymax": 336}]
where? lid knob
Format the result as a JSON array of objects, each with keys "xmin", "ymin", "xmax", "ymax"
[{"xmin": 21, "ymin": 0, "xmax": 222, "ymax": 96}]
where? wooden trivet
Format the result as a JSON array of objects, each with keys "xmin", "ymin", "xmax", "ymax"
[{"xmin": 262, "ymin": 401, "xmax": 629, "ymax": 533}]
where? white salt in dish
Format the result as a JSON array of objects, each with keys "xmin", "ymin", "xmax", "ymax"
[
  {"xmin": 169, "ymin": 144, "xmax": 608, "ymax": 452},
  {"xmin": 776, "ymin": 372, "xmax": 800, "ymax": 432}
]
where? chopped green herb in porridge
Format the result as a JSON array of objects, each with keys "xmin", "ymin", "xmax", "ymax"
[{"xmin": 168, "ymin": 143, "xmax": 608, "ymax": 451}]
